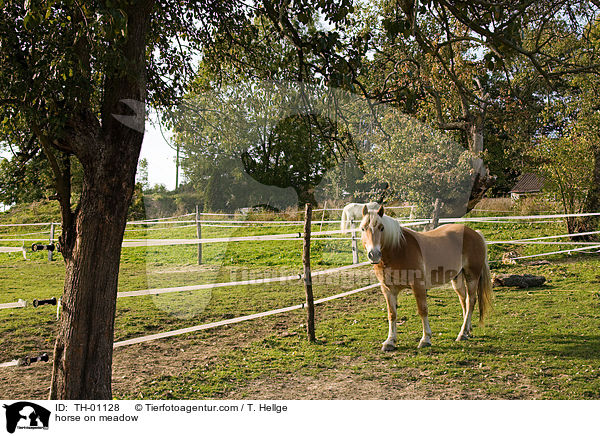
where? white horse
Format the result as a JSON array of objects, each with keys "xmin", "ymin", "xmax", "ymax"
[{"xmin": 341, "ymin": 202, "xmax": 380, "ymax": 232}]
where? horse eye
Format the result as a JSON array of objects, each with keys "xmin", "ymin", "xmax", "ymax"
[{"xmin": 380, "ymin": 225, "xmax": 384, "ymax": 231}]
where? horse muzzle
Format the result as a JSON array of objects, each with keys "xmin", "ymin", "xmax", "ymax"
[{"xmin": 367, "ymin": 249, "xmax": 382, "ymax": 264}]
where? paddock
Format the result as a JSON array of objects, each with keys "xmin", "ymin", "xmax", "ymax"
[{"xmin": 0, "ymin": 207, "xmax": 599, "ymax": 399}]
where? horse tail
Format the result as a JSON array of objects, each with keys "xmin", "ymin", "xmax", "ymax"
[{"xmin": 476, "ymin": 230, "xmax": 493, "ymax": 324}]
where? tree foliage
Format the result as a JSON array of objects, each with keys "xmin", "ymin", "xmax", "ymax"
[
  {"xmin": 361, "ymin": 111, "xmax": 473, "ymax": 217},
  {"xmin": 530, "ymin": 68, "xmax": 600, "ymax": 235},
  {"xmin": 0, "ymin": 151, "xmax": 54, "ymax": 204},
  {"xmin": 241, "ymin": 111, "xmax": 348, "ymax": 206},
  {"xmin": 171, "ymin": 77, "xmax": 356, "ymax": 208}
]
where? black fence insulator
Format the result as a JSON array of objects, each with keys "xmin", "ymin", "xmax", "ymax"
[
  {"xmin": 17, "ymin": 353, "xmax": 49, "ymax": 366},
  {"xmin": 32, "ymin": 297, "xmax": 57, "ymax": 308},
  {"xmin": 31, "ymin": 243, "xmax": 56, "ymax": 252}
]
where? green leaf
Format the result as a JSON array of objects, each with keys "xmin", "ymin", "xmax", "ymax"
[{"xmin": 23, "ymin": 12, "xmax": 40, "ymax": 30}]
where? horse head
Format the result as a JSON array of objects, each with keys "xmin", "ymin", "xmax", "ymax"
[{"xmin": 360, "ymin": 204, "xmax": 385, "ymax": 264}]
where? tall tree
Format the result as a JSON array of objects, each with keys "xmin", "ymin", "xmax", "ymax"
[
  {"xmin": 355, "ymin": 0, "xmax": 600, "ymax": 209},
  {"xmin": 529, "ymin": 68, "xmax": 600, "ymax": 235},
  {"xmin": 1, "ymin": 1, "xmax": 154, "ymax": 399},
  {"xmin": 0, "ymin": 0, "xmax": 247, "ymax": 399},
  {"xmin": 241, "ymin": 111, "xmax": 347, "ymax": 206},
  {"xmin": 171, "ymin": 12, "xmax": 361, "ymax": 208},
  {"xmin": 169, "ymin": 81, "xmax": 302, "ymax": 211}
]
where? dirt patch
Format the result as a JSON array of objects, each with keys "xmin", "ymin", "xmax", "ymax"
[
  {"xmin": 217, "ymin": 351, "xmax": 542, "ymax": 400},
  {"xmin": 0, "ymin": 311, "xmax": 303, "ymax": 400},
  {"xmin": 0, "ymin": 364, "xmax": 52, "ymax": 399},
  {"xmin": 221, "ymin": 372, "xmax": 471, "ymax": 400},
  {"xmin": 112, "ymin": 324, "xmax": 288, "ymax": 397},
  {"xmin": 220, "ymin": 357, "xmax": 495, "ymax": 400},
  {"xmin": 0, "ymin": 345, "xmax": 539, "ymax": 401}
]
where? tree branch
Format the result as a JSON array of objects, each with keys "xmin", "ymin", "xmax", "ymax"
[
  {"xmin": 30, "ymin": 123, "xmax": 71, "ymax": 209},
  {"xmin": 424, "ymin": 85, "xmax": 468, "ymax": 131},
  {"xmin": 437, "ymin": 0, "xmax": 554, "ymax": 84}
]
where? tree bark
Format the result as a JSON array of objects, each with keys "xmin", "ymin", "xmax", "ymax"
[
  {"xmin": 466, "ymin": 115, "xmax": 486, "ymax": 177},
  {"xmin": 466, "ymin": 171, "xmax": 496, "ymax": 212},
  {"xmin": 468, "ymin": 119, "xmax": 485, "ymax": 154},
  {"xmin": 464, "ymin": 117, "xmax": 496, "ymax": 212},
  {"xmin": 48, "ymin": 0, "xmax": 153, "ymax": 399},
  {"xmin": 50, "ymin": 134, "xmax": 141, "ymax": 399},
  {"xmin": 425, "ymin": 197, "xmax": 443, "ymax": 230}
]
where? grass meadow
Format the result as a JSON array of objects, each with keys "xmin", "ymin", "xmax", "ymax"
[{"xmin": 0, "ymin": 200, "xmax": 599, "ymax": 399}]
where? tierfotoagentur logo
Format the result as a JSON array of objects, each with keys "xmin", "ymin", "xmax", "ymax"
[{"xmin": 2, "ymin": 402, "xmax": 50, "ymax": 434}]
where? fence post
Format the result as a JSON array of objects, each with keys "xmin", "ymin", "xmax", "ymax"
[
  {"xmin": 351, "ymin": 220, "xmax": 359, "ymax": 264},
  {"xmin": 319, "ymin": 200, "xmax": 327, "ymax": 233},
  {"xmin": 48, "ymin": 223, "xmax": 55, "ymax": 262},
  {"xmin": 195, "ymin": 205, "xmax": 202, "ymax": 265},
  {"xmin": 302, "ymin": 203, "xmax": 316, "ymax": 342}
]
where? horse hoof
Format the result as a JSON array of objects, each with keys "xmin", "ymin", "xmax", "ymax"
[
  {"xmin": 417, "ymin": 341, "xmax": 431, "ymax": 349},
  {"xmin": 381, "ymin": 342, "xmax": 396, "ymax": 352},
  {"xmin": 455, "ymin": 334, "xmax": 469, "ymax": 342}
]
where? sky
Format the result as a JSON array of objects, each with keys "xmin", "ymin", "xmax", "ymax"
[
  {"xmin": 140, "ymin": 114, "xmax": 178, "ymax": 190},
  {"xmin": 0, "ymin": 114, "xmax": 178, "ymax": 193}
]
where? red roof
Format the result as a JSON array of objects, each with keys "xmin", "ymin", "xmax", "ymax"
[{"xmin": 510, "ymin": 173, "xmax": 544, "ymax": 193}]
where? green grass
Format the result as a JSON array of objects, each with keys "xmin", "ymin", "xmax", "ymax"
[
  {"xmin": 0, "ymin": 200, "xmax": 61, "ymax": 224},
  {"xmin": 129, "ymin": 257, "xmax": 600, "ymax": 400},
  {"xmin": 1, "ymin": 201, "xmax": 600, "ymax": 399}
]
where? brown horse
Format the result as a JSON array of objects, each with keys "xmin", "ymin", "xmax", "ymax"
[{"xmin": 360, "ymin": 205, "xmax": 492, "ymax": 350}]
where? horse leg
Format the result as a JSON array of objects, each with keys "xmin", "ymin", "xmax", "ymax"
[
  {"xmin": 451, "ymin": 273, "xmax": 467, "ymax": 319},
  {"xmin": 456, "ymin": 273, "xmax": 479, "ymax": 341},
  {"xmin": 413, "ymin": 285, "xmax": 432, "ymax": 348},
  {"xmin": 452, "ymin": 273, "xmax": 468, "ymax": 340},
  {"xmin": 381, "ymin": 284, "xmax": 399, "ymax": 352}
]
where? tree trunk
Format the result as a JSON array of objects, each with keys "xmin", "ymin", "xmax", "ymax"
[
  {"xmin": 465, "ymin": 119, "xmax": 496, "ymax": 212},
  {"xmin": 468, "ymin": 120, "xmax": 485, "ymax": 153},
  {"xmin": 50, "ymin": 134, "xmax": 141, "ymax": 399},
  {"xmin": 425, "ymin": 197, "xmax": 442, "ymax": 230},
  {"xmin": 467, "ymin": 119, "xmax": 486, "ymax": 177},
  {"xmin": 33, "ymin": 0, "xmax": 152, "ymax": 400}
]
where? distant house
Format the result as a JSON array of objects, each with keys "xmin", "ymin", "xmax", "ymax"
[{"xmin": 510, "ymin": 173, "xmax": 544, "ymax": 200}]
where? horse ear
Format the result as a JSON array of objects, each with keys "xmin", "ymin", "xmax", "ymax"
[
  {"xmin": 377, "ymin": 205, "xmax": 384, "ymax": 216},
  {"xmin": 362, "ymin": 205, "xmax": 368, "ymax": 216}
]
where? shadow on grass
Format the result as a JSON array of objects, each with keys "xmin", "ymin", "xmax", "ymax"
[{"xmin": 542, "ymin": 334, "xmax": 600, "ymax": 360}]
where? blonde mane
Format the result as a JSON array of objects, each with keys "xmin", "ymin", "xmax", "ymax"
[
  {"xmin": 363, "ymin": 212, "xmax": 405, "ymax": 249},
  {"xmin": 380, "ymin": 214, "xmax": 405, "ymax": 249}
]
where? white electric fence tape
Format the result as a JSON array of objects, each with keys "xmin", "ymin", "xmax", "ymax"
[
  {"xmin": 118, "ymin": 262, "xmax": 371, "ymax": 298},
  {"xmin": 113, "ymin": 283, "xmax": 380, "ymax": 348}
]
